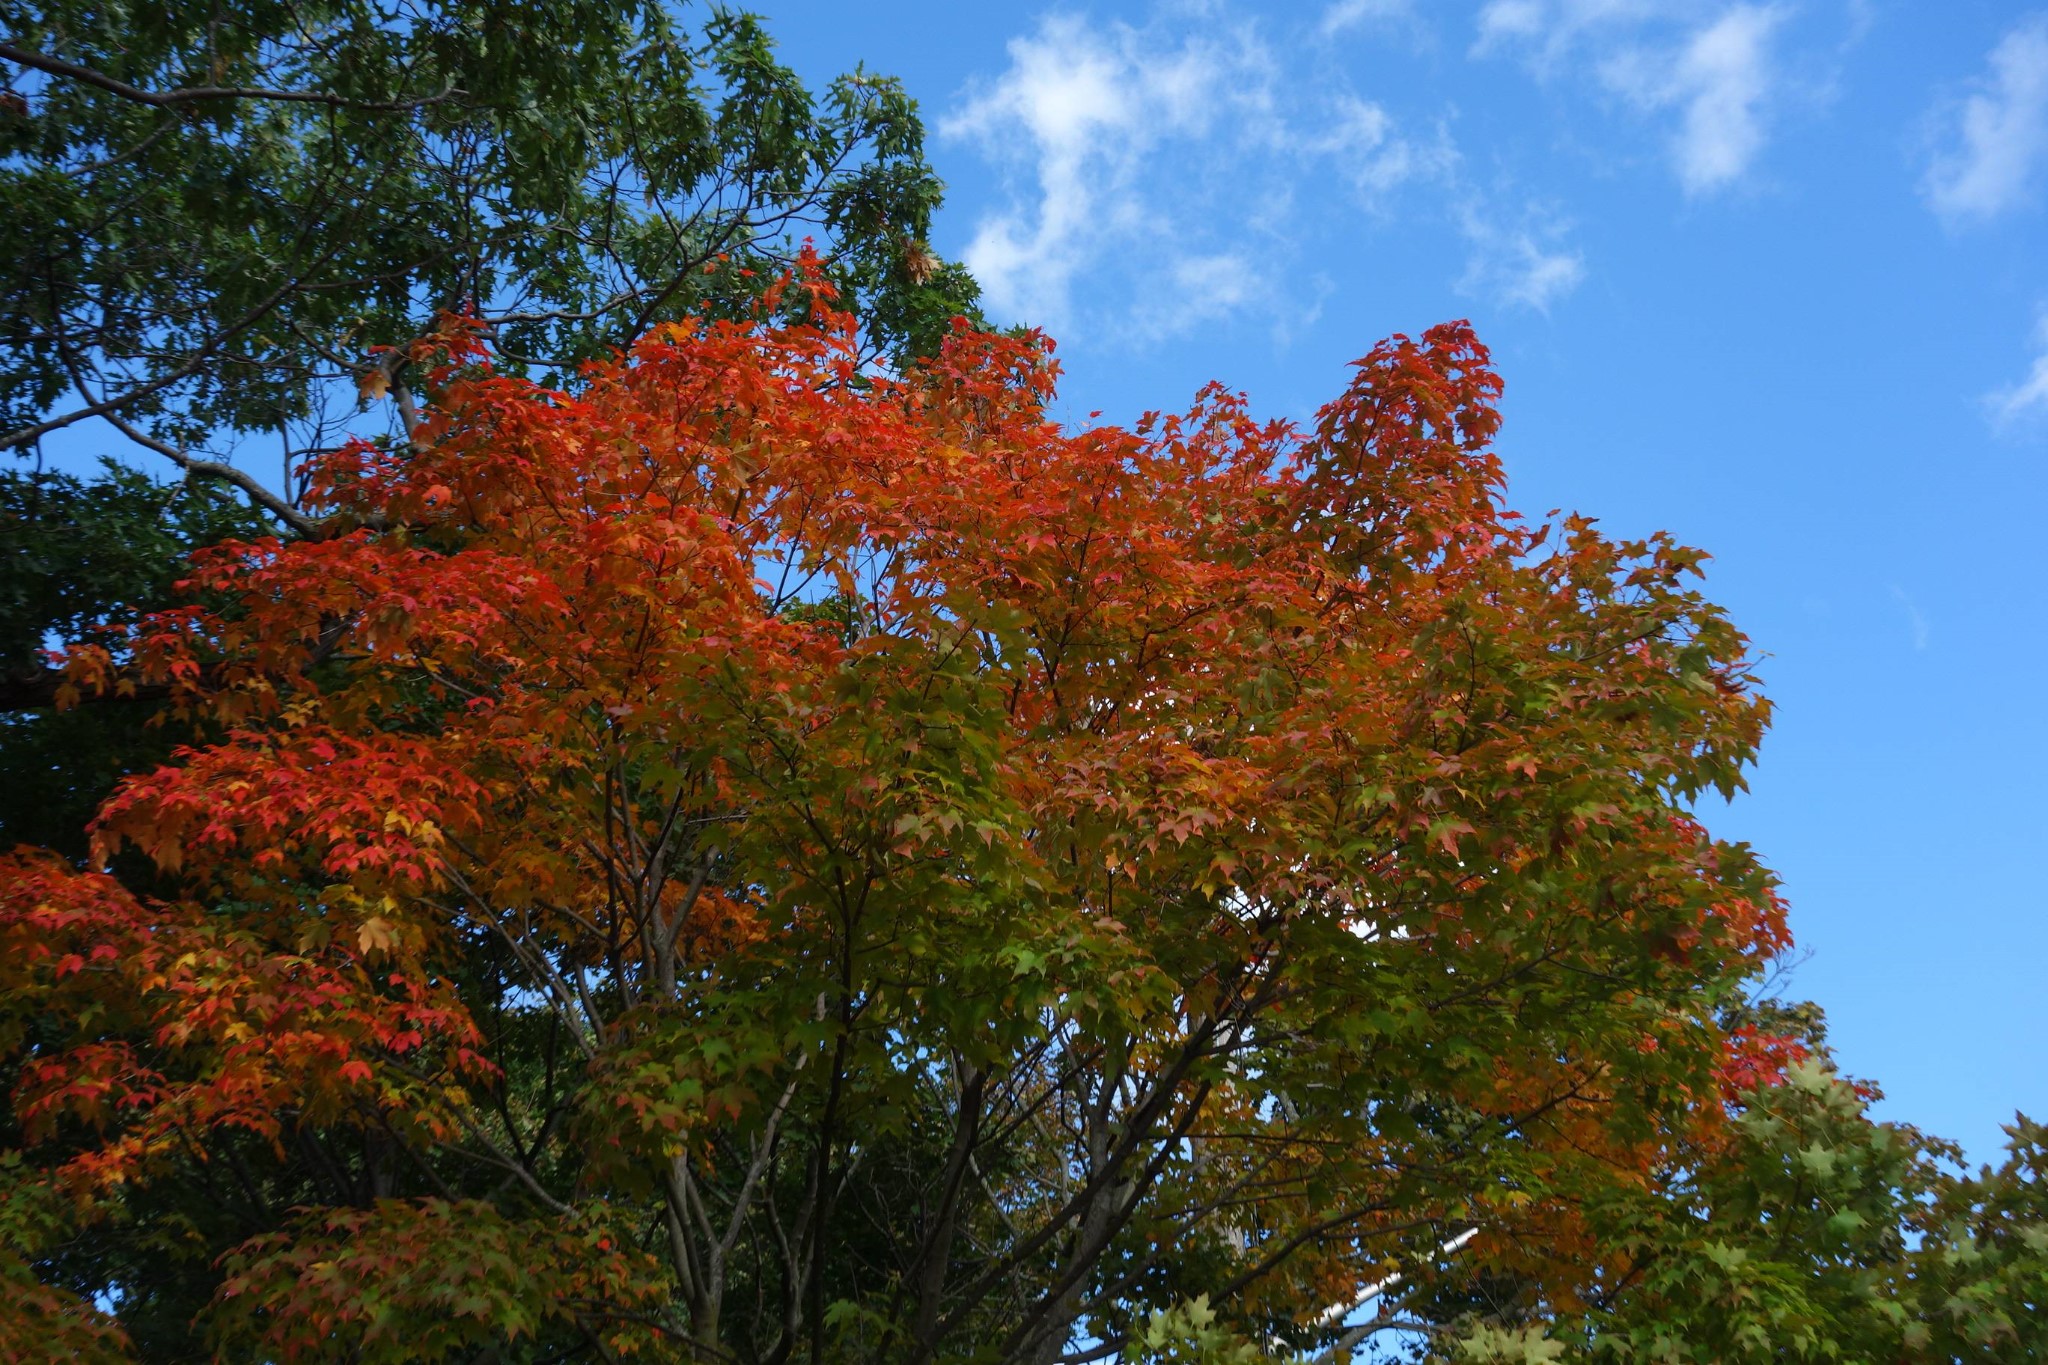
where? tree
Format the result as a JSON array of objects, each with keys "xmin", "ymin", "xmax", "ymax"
[
  {"xmin": 2, "ymin": 8, "xmax": 983, "ymax": 1348},
  {"xmin": 1906, "ymin": 1116, "xmax": 2048, "ymax": 1362},
  {"xmin": 1, "ymin": 0, "xmax": 979, "ymax": 510},
  {"xmin": 0, "ymin": 0, "xmax": 980, "ymax": 868},
  {"xmin": 2, "ymin": 279, "xmax": 1826, "ymax": 1361},
  {"xmin": 1426, "ymin": 1052, "xmax": 2045, "ymax": 1365},
  {"xmin": 0, "ymin": 463, "xmax": 271, "ymax": 859}
]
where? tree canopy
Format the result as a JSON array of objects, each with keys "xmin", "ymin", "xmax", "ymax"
[
  {"xmin": 7, "ymin": 274, "xmax": 2036, "ymax": 1361},
  {"xmin": 2, "ymin": 0, "xmax": 978, "ymax": 513},
  {"xmin": 0, "ymin": 0, "xmax": 980, "ymax": 868}
]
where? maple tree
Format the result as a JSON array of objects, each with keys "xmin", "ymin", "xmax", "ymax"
[
  {"xmin": 1, "ymin": 0, "xmax": 983, "ymax": 1086},
  {"xmin": 1, "ymin": 278, "xmax": 2037, "ymax": 1361}
]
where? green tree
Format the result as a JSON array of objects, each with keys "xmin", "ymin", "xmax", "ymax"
[
  {"xmin": 1406, "ymin": 1013, "xmax": 2045, "ymax": 1365},
  {"xmin": 1, "ymin": 0, "xmax": 978, "ymax": 510},
  {"xmin": 1899, "ymin": 1117, "xmax": 2048, "ymax": 1363},
  {"xmin": 0, "ymin": 463, "xmax": 269, "ymax": 858}
]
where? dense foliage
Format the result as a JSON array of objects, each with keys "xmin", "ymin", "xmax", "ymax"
[
  {"xmin": 1, "ymin": 0, "xmax": 979, "ymax": 506},
  {"xmin": 0, "ymin": 0, "xmax": 979, "ymax": 871},
  {"xmin": 7, "ymin": 278, "xmax": 2034, "ymax": 1361},
  {"xmin": 0, "ymin": 464, "xmax": 270, "ymax": 859}
]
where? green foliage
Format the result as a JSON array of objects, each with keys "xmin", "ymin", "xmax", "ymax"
[
  {"xmin": 1420, "ymin": 1047, "xmax": 2045, "ymax": 1365},
  {"xmin": 0, "ymin": 461, "xmax": 265, "ymax": 678},
  {"xmin": 0, "ymin": 1152, "xmax": 132, "ymax": 1363},
  {"xmin": 210, "ymin": 1199, "xmax": 664, "ymax": 1361},
  {"xmin": 1905, "ymin": 1118, "xmax": 2048, "ymax": 1361},
  {"xmin": 1458, "ymin": 1325, "xmax": 1568, "ymax": 1364},
  {"xmin": 0, "ymin": 462, "xmax": 269, "ymax": 857},
  {"xmin": 1124, "ymin": 1297, "xmax": 1277, "ymax": 1364},
  {"xmin": 1, "ymin": 0, "xmax": 981, "ymax": 468},
  {"xmin": 1567, "ymin": 1061, "xmax": 1933, "ymax": 1363}
]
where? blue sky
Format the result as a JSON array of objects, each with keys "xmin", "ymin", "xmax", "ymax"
[{"xmin": 746, "ymin": 0, "xmax": 2048, "ymax": 1165}]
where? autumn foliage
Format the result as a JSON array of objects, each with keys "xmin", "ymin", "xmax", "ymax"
[{"xmin": 3, "ymin": 273, "xmax": 1820, "ymax": 1360}]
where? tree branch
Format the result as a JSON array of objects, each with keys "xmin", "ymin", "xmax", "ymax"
[
  {"xmin": 100, "ymin": 410, "xmax": 320, "ymax": 536},
  {"xmin": 0, "ymin": 41, "xmax": 459, "ymax": 111}
]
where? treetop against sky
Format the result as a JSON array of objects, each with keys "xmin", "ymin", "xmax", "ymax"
[{"xmin": 745, "ymin": 0, "xmax": 2048, "ymax": 1169}]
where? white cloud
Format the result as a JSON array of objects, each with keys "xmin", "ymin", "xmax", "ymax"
[
  {"xmin": 1300, "ymin": 95, "xmax": 1458, "ymax": 200},
  {"xmin": 1134, "ymin": 253, "xmax": 1262, "ymax": 340},
  {"xmin": 1457, "ymin": 202, "xmax": 1587, "ymax": 311},
  {"xmin": 1607, "ymin": 6, "xmax": 1787, "ymax": 194},
  {"xmin": 942, "ymin": 14, "xmax": 1276, "ymax": 333},
  {"xmin": 1473, "ymin": 0, "xmax": 1669, "ymax": 66},
  {"xmin": 942, "ymin": 10, "xmax": 1460, "ymax": 343},
  {"xmin": 1322, "ymin": 0, "xmax": 1414, "ymax": 37},
  {"xmin": 1924, "ymin": 14, "xmax": 2048, "ymax": 224},
  {"xmin": 947, "ymin": 5, "xmax": 1642, "ymax": 339},
  {"xmin": 1478, "ymin": 2, "xmax": 1788, "ymax": 194},
  {"xmin": 1475, "ymin": 0, "xmax": 1548, "ymax": 48},
  {"xmin": 1989, "ymin": 313, "xmax": 2048, "ymax": 430}
]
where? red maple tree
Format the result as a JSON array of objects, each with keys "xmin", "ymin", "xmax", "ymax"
[{"xmin": 3, "ymin": 272, "xmax": 1798, "ymax": 1361}]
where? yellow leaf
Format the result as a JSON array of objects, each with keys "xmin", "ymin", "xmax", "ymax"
[{"xmin": 357, "ymin": 917, "xmax": 397, "ymax": 955}]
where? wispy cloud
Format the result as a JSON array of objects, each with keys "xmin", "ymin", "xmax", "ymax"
[
  {"xmin": 1457, "ymin": 201, "xmax": 1587, "ymax": 311},
  {"xmin": 942, "ymin": 10, "xmax": 1458, "ymax": 340},
  {"xmin": 1473, "ymin": 0, "xmax": 1669, "ymax": 69},
  {"xmin": 1989, "ymin": 312, "xmax": 2048, "ymax": 431},
  {"xmin": 1923, "ymin": 14, "xmax": 2048, "ymax": 224},
  {"xmin": 1637, "ymin": 7, "xmax": 1787, "ymax": 195},
  {"xmin": 944, "ymin": 5, "xmax": 1633, "ymax": 337},
  {"xmin": 1321, "ymin": 0, "xmax": 1414, "ymax": 37},
  {"xmin": 1301, "ymin": 95, "xmax": 1458, "ymax": 200},
  {"xmin": 1478, "ymin": 2, "xmax": 1789, "ymax": 194},
  {"xmin": 1132, "ymin": 252, "xmax": 1261, "ymax": 342},
  {"xmin": 941, "ymin": 14, "xmax": 1265, "ymax": 330}
]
